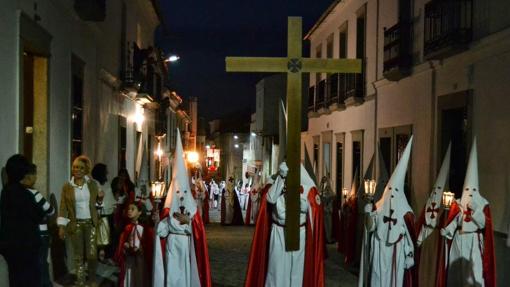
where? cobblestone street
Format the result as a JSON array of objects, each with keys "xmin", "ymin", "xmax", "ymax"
[
  {"xmin": 207, "ymin": 206, "xmax": 358, "ymax": 287},
  {"xmin": 83, "ymin": 205, "xmax": 358, "ymax": 287}
]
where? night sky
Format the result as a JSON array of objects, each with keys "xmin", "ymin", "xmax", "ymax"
[{"xmin": 155, "ymin": 0, "xmax": 335, "ymax": 120}]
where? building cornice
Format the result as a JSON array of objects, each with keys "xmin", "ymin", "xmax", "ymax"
[{"xmin": 304, "ymin": 0, "xmax": 343, "ymax": 40}]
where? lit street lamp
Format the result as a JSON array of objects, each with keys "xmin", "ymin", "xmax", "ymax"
[
  {"xmin": 364, "ymin": 179, "xmax": 377, "ymax": 202},
  {"xmin": 165, "ymin": 55, "xmax": 180, "ymax": 62},
  {"xmin": 442, "ymin": 191, "xmax": 455, "ymax": 210}
]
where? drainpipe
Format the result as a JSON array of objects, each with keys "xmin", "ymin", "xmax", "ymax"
[
  {"xmin": 374, "ymin": 0, "xmax": 380, "ymax": 163},
  {"xmin": 429, "ymin": 59, "xmax": 439, "ymax": 206}
]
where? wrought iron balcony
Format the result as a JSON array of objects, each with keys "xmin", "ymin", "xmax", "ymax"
[
  {"xmin": 383, "ymin": 23, "xmax": 412, "ymax": 81},
  {"xmin": 345, "ymin": 72, "xmax": 365, "ymax": 100},
  {"xmin": 424, "ymin": 0, "xmax": 473, "ymax": 59},
  {"xmin": 316, "ymin": 79, "xmax": 327, "ymax": 110},
  {"xmin": 308, "ymin": 86, "xmax": 316, "ymax": 113},
  {"xmin": 121, "ymin": 43, "xmax": 166, "ymax": 103},
  {"xmin": 74, "ymin": 0, "xmax": 106, "ymax": 21}
]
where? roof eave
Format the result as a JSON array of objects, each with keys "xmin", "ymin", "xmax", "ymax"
[{"xmin": 304, "ymin": 0, "xmax": 343, "ymax": 40}]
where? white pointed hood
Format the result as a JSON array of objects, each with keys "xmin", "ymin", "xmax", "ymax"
[
  {"xmin": 460, "ymin": 138, "xmax": 486, "ymax": 210},
  {"xmin": 424, "ymin": 143, "xmax": 451, "ymax": 227},
  {"xmin": 375, "ymin": 136, "xmax": 414, "ymax": 244},
  {"xmin": 301, "ymin": 163, "xmax": 316, "ymax": 198},
  {"xmin": 164, "ymin": 129, "xmax": 197, "ymax": 217}
]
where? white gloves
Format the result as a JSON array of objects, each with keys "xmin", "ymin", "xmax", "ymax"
[
  {"xmin": 279, "ymin": 162, "xmax": 289, "ymax": 178},
  {"xmin": 405, "ymin": 253, "xmax": 414, "ymax": 269},
  {"xmin": 364, "ymin": 203, "xmax": 373, "ymax": 214}
]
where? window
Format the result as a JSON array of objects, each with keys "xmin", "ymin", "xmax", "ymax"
[
  {"xmin": 326, "ymin": 34, "xmax": 334, "ymax": 58},
  {"xmin": 315, "ymin": 44, "xmax": 322, "ymax": 85},
  {"xmin": 71, "ymin": 55, "xmax": 84, "ymax": 162},
  {"xmin": 351, "ymin": 130, "xmax": 364, "ymax": 185},
  {"xmin": 356, "ymin": 8, "xmax": 366, "ymax": 59},
  {"xmin": 339, "ymin": 24, "xmax": 348, "ymax": 59},
  {"xmin": 313, "ymin": 136, "xmax": 320, "ymax": 175},
  {"xmin": 355, "ymin": 6, "xmax": 367, "ymax": 98},
  {"xmin": 335, "ymin": 133, "xmax": 345, "ymax": 196},
  {"xmin": 378, "ymin": 125, "xmax": 413, "ymax": 198}
]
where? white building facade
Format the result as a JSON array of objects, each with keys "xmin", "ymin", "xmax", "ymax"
[
  {"xmin": 0, "ymin": 0, "xmax": 181, "ymax": 202},
  {"xmin": 303, "ymin": 0, "xmax": 510, "ymax": 284}
]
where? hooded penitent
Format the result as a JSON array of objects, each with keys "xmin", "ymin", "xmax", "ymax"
[
  {"xmin": 154, "ymin": 129, "xmax": 211, "ymax": 287},
  {"xmin": 417, "ymin": 143, "xmax": 451, "ymax": 245},
  {"xmin": 375, "ymin": 136, "xmax": 414, "ymax": 244},
  {"xmin": 438, "ymin": 139, "xmax": 496, "ymax": 287},
  {"xmin": 163, "ymin": 130, "xmax": 197, "ymax": 218}
]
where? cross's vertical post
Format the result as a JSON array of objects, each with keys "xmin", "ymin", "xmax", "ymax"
[{"xmin": 284, "ymin": 17, "xmax": 302, "ymax": 251}]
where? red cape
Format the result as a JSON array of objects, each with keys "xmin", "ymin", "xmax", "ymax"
[
  {"xmin": 244, "ymin": 185, "xmax": 325, "ymax": 287},
  {"xmin": 203, "ymin": 191, "xmax": 210, "ymax": 224},
  {"xmin": 191, "ymin": 212, "xmax": 213, "ymax": 287},
  {"xmin": 158, "ymin": 208, "xmax": 212, "ymax": 287},
  {"xmin": 114, "ymin": 222, "xmax": 155, "ymax": 287},
  {"xmin": 337, "ymin": 196, "xmax": 358, "ymax": 265},
  {"xmin": 436, "ymin": 202, "xmax": 496, "ymax": 287},
  {"xmin": 402, "ymin": 212, "xmax": 418, "ymax": 287}
]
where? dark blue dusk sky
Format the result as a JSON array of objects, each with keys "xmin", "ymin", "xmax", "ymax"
[{"xmin": 156, "ymin": 0, "xmax": 335, "ymax": 120}]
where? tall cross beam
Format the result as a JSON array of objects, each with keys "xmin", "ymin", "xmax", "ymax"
[{"xmin": 226, "ymin": 17, "xmax": 361, "ymax": 251}]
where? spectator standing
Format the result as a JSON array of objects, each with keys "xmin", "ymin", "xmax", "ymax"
[
  {"xmin": 57, "ymin": 155, "xmax": 104, "ymax": 286},
  {"xmin": 0, "ymin": 154, "xmax": 54, "ymax": 286}
]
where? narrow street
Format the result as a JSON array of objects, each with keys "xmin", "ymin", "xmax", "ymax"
[
  {"xmin": 206, "ymin": 207, "xmax": 358, "ymax": 287},
  {"xmin": 206, "ymin": 223, "xmax": 357, "ymax": 287},
  {"xmin": 89, "ymin": 206, "xmax": 358, "ymax": 287}
]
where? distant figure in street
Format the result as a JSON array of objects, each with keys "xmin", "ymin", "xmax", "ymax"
[{"xmin": 210, "ymin": 179, "xmax": 220, "ymax": 209}]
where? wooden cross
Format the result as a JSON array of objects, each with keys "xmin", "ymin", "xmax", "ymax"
[{"xmin": 225, "ymin": 17, "xmax": 361, "ymax": 250}]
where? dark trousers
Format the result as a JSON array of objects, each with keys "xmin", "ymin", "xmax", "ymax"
[
  {"xmin": 40, "ymin": 235, "xmax": 53, "ymax": 287},
  {"xmin": 4, "ymin": 246, "xmax": 41, "ymax": 287}
]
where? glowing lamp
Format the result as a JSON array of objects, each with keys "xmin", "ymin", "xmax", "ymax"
[
  {"xmin": 151, "ymin": 181, "xmax": 166, "ymax": 203},
  {"xmin": 442, "ymin": 191, "xmax": 455, "ymax": 209},
  {"xmin": 187, "ymin": 151, "xmax": 199, "ymax": 164},
  {"xmin": 364, "ymin": 179, "xmax": 377, "ymax": 200}
]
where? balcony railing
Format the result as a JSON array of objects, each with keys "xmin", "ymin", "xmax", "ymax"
[
  {"xmin": 122, "ymin": 43, "xmax": 165, "ymax": 102},
  {"xmin": 316, "ymin": 80, "xmax": 327, "ymax": 110},
  {"xmin": 308, "ymin": 65, "xmax": 366, "ymax": 114},
  {"xmin": 424, "ymin": 0, "xmax": 473, "ymax": 59},
  {"xmin": 383, "ymin": 23, "xmax": 412, "ymax": 80},
  {"xmin": 308, "ymin": 86, "xmax": 316, "ymax": 113}
]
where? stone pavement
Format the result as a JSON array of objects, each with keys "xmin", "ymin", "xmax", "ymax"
[
  {"xmin": 205, "ymin": 223, "xmax": 357, "ymax": 287},
  {"xmin": 207, "ymin": 201, "xmax": 357, "ymax": 286},
  {"xmin": 53, "ymin": 203, "xmax": 357, "ymax": 287}
]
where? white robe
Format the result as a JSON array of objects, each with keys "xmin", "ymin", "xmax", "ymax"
[
  {"xmin": 156, "ymin": 215, "xmax": 200, "ymax": 287},
  {"xmin": 265, "ymin": 182, "xmax": 309, "ymax": 287},
  {"xmin": 442, "ymin": 201, "xmax": 487, "ymax": 287},
  {"xmin": 367, "ymin": 210, "xmax": 414, "ymax": 287}
]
